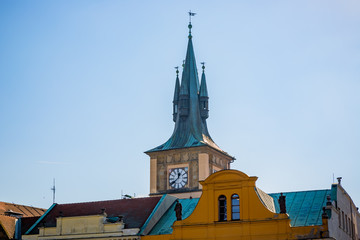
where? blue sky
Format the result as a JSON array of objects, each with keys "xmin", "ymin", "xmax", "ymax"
[{"xmin": 0, "ymin": 1, "xmax": 359, "ymax": 209}]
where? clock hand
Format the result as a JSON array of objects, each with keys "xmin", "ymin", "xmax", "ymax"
[
  {"xmin": 170, "ymin": 179, "xmax": 177, "ymax": 185},
  {"xmin": 170, "ymin": 173, "xmax": 180, "ymax": 185}
]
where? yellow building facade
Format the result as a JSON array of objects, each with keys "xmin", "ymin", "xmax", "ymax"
[{"xmin": 144, "ymin": 170, "xmax": 331, "ymax": 240}]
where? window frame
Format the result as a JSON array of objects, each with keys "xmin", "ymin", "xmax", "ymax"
[
  {"xmin": 218, "ymin": 195, "xmax": 227, "ymax": 221},
  {"xmin": 231, "ymin": 194, "xmax": 240, "ymax": 220}
]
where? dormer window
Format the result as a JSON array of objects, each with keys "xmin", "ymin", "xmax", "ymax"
[{"xmin": 218, "ymin": 195, "xmax": 227, "ymax": 221}]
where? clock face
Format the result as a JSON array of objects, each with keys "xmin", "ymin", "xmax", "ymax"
[{"xmin": 169, "ymin": 167, "xmax": 188, "ymax": 189}]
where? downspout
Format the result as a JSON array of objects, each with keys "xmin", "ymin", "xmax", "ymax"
[{"xmin": 15, "ymin": 217, "xmax": 21, "ymax": 240}]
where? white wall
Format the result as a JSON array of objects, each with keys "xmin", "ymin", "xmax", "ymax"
[{"xmin": 328, "ymin": 184, "xmax": 360, "ymax": 240}]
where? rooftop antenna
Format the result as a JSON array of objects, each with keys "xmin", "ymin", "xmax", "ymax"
[{"xmin": 51, "ymin": 178, "xmax": 56, "ymax": 204}]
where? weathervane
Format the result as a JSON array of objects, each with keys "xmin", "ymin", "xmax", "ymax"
[
  {"xmin": 188, "ymin": 11, "xmax": 196, "ymax": 37},
  {"xmin": 175, "ymin": 66, "xmax": 179, "ymax": 76},
  {"xmin": 201, "ymin": 62, "xmax": 206, "ymax": 71},
  {"xmin": 188, "ymin": 11, "xmax": 196, "ymax": 23}
]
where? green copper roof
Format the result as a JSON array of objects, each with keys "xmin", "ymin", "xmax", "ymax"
[
  {"xmin": 148, "ymin": 198, "xmax": 199, "ymax": 235},
  {"xmin": 269, "ymin": 189, "xmax": 331, "ymax": 227},
  {"xmin": 199, "ymin": 67, "xmax": 208, "ymax": 98},
  {"xmin": 173, "ymin": 70, "xmax": 180, "ymax": 103},
  {"xmin": 146, "ymin": 24, "xmax": 230, "ymax": 157}
]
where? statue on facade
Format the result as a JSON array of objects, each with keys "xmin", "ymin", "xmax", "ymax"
[
  {"xmin": 174, "ymin": 200, "xmax": 182, "ymax": 220},
  {"xmin": 278, "ymin": 193, "xmax": 286, "ymax": 214}
]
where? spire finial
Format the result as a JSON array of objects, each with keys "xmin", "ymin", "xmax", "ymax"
[
  {"xmin": 175, "ymin": 66, "xmax": 179, "ymax": 76},
  {"xmin": 201, "ymin": 62, "xmax": 205, "ymax": 72},
  {"xmin": 182, "ymin": 60, "xmax": 185, "ymax": 68},
  {"xmin": 188, "ymin": 11, "xmax": 196, "ymax": 38}
]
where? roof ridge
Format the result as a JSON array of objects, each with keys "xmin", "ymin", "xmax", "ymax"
[
  {"xmin": 268, "ymin": 189, "xmax": 330, "ymax": 195},
  {"xmin": 59, "ymin": 196, "xmax": 161, "ymax": 206},
  {"xmin": 2, "ymin": 202, "xmax": 45, "ymax": 210}
]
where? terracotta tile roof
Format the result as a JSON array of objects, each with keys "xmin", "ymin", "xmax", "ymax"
[
  {"xmin": 28, "ymin": 197, "xmax": 162, "ymax": 235},
  {"xmin": 0, "ymin": 215, "xmax": 16, "ymax": 239},
  {"xmin": 0, "ymin": 202, "xmax": 46, "ymax": 239},
  {"xmin": 0, "ymin": 202, "xmax": 46, "ymax": 217}
]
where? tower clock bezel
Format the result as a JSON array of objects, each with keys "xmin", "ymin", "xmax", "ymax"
[{"xmin": 167, "ymin": 164, "xmax": 189, "ymax": 190}]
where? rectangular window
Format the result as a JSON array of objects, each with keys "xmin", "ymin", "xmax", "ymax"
[
  {"xmin": 345, "ymin": 214, "xmax": 348, "ymax": 232},
  {"xmin": 338, "ymin": 208, "xmax": 341, "ymax": 228},
  {"xmin": 218, "ymin": 195, "xmax": 227, "ymax": 221},
  {"xmin": 231, "ymin": 194, "xmax": 240, "ymax": 220}
]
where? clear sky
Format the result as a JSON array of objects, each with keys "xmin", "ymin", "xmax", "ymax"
[{"xmin": 0, "ymin": 1, "xmax": 359, "ymax": 209}]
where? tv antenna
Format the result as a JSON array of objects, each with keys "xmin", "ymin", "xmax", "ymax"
[{"xmin": 51, "ymin": 178, "xmax": 56, "ymax": 204}]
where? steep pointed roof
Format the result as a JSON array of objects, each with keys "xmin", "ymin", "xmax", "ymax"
[
  {"xmin": 199, "ymin": 65, "xmax": 208, "ymax": 98},
  {"xmin": 146, "ymin": 23, "xmax": 230, "ymax": 157},
  {"xmin": 173, "ymin": 69, "xmax": 180, "ymax": 103}
]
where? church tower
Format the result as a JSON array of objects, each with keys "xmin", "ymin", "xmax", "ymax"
[{"xmin": 146, "ymin": 19, "xmax": 235, "ymax": 198}]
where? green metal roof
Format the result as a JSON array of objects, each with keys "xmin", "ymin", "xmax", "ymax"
[
  {"xmin": 199, "ymin": 68, "xmax": 208, "ymax": 98},
  {"xmin": 269, "ymin": 189, "xmax": 331, "ymax": 227},
  {"xmin": 148, "ymin": 198, "xmax": 199, "ymax": 235},
  {"xmin": 146, "ymin": 24, "xmax": 231, "ymax": 158}
]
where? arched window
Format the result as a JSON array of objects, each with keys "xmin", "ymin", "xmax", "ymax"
[
  {"xmin": 218, "ymin": 195, "xmax": 227, "ymax": 221},
  {"xmin": 231, "ymin": 194, "xmax": 240, "ymax": 220}
]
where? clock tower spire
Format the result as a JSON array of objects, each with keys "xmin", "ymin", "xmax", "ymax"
[{"xmin": 146, "ymin": 16, "xmax": 235, "ymax": 198}]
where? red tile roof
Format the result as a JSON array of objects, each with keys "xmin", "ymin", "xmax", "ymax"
[
  {"xmin": 0, "ymin": 215, "xmax": 16, "ymax": 239},
  {"xmin": 0, "ymin": 202, "xmax": 46, "ymax": 239},
  {"xmin": 0, "ymin": 202, "xmax": 46, "ymax": 218},
  {"xmin": 28, "ymin": 197, "xmax": 162, "ymax": 235}
]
